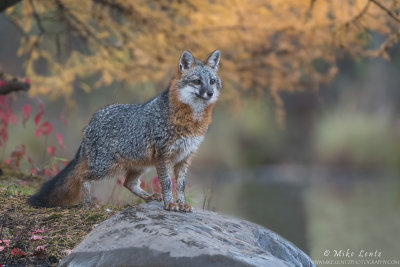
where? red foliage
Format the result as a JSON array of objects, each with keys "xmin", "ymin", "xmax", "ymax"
[
  {"xmin": 40, "ymin": 163, "xmax": 61, "ymax": 177},
  {"xmin": 150, "ymin": 177, "xmax": 175, "ymax": 193},
  {"xmin": 11, "ymin": 248, "xmax": 26, "ymax": 257},
  {"xmin": 8, "ymin": 114, "xmax": 18, "ymax": 125},
  {"xmin": 0, "ymin": 96, "xmax": 18, "ymax": 145},
  {"xmin": 43, "ymin": 167, "xmax": 54, "ymax": 177},
  {"xmin": 140, "ymin": 179, "xmax": 151, "ymax": 192},
  {"xmin": 29, "ymin": 167, "xmax": 37, "ymax": 175},
  {"xmin": 34, "ymin": 121, "xmax": 53, "ymax": 137},
  {"xmin": 27, "ymin": 156, "xmax": 38, "ymax": 175},
  {"xmin": 52, "ymin": 163, "xmax": 60, "ymax": 173},
  {"xmin": 56, "ymin": 132, "xmax": 65, "ymax": 149},
  {"xmin": 59, "ymin": 114, "xmax": 68, "ymax": 127},
  {"xmin": 34, "ymin": 98, "xmax": 44, "ymax": 127},
  {"xmin": 151, "ymin": 177, "xmax": 161, "ymax": 193},
  {"xmin": 9, "ymin": 145, "xmax": 26, "ymax": 168},
  {"xmin": 16, "ymin": 180, "xmax": 28, "ymax": 186},
  {"xmin": 11, "ymin": 145, "xmax": 26, "ymax": 159},
  {"xmin": 22, "ymin": 104, "xmax": 31, "ymax": 126},
  {"xmin": 0, "ymin": 95, "xmax": 68, "ymax": 177},
  {"xmin": 47, "ymin": 146, "xmax": 55, "ymax": 156}
]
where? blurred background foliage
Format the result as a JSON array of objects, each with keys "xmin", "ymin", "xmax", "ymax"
[
  {"xmin": 2, "ymin": 0, "xmax": 400, "ymax": 125},
  {"xmin": 1, "ymin": 0, "xmax": 400, "ymax": 265}
]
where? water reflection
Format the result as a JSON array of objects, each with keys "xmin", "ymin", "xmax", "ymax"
[{"xmin": 190, "ymin": 165, "xmax": 400, "ymax": 262}]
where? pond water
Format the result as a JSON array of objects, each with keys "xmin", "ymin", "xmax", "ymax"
[{"xmin": 189, "ymin": 165, "xmax": 400, "ymax": 266}]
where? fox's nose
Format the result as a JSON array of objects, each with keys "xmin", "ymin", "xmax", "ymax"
[{"xmin": 197, "ymin": 88, "xmax": 213, "ymax": 100}]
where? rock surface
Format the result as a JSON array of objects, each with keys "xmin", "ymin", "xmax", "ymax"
[{"xmin": 59, "ymin": 202, "xmax": 314, "ymax": 267}]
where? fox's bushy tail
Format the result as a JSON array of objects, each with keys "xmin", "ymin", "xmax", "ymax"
[{"xmin": 28, "ymin": 146, "xmax": 87, "ymax": 207}]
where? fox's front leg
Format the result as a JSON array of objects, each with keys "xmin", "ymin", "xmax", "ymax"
[
  {"xmin": 174, "ymin": 158, "xmax": 193, "ymax": 212},
  {"xmin": 156, "ymin": 160, "xmax": 179, "ymax": 211}
]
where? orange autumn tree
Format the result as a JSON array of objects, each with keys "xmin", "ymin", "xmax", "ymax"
[{"xmin": 2, "ymin": 0, "xmax": 400, "ymax": 123}]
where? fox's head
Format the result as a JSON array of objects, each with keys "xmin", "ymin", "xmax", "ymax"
[{"xmin": 174, "ymin": 50, "xmax": 222, "ymax": 107}]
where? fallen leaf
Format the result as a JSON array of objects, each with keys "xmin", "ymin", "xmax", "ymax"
[
  {"xmin": 11, "ymin": 248, "xmax": 26, "ymax": 256},
  {"xmin": 32, "ymin": 245, "xmax": 46, "ymax": 258},
  {"xmin": 63, "ymin": 249, "xmax": 72, "ymax": 256},
  {"xmin": 32, "ymin": 228, "xmax": 45, "ymax": 234},
  {"xmin": 0, "ymin": 240, "xmax": 10, "ymax": 247},
  {"xmin": 30, "ymin": 235, "xmax": 43, "ymax": 241}
]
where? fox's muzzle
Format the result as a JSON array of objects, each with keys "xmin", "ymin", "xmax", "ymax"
[{"xmin": 197, "ymin": 87, "xmax": 214, "ymax": 100}]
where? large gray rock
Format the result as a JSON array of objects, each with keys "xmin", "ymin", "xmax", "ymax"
[{"xmin": 59, "ymin": 202, "xmax": 314, "ymax": 267}]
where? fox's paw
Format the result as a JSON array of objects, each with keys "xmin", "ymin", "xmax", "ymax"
[
  {"xmin": 145, "ymin": 193, "xmax": 162, "ymax": 202},
  {"xmin": 164, "ymin": 202, "xmax": 179, "ymax": 212},
  {"xmin": 178, "ymin": 203, "xmax": 193, "ymax": 212}
]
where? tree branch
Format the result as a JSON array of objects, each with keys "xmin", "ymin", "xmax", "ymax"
[
  {"xmin": 307, "ymin": 0, "xmax": 317, "ymax": 17},
  {"xmin": 369, "ymin": 0, "xmax": 400, "ymax": 24},
  {"xmin": 29, "ymin": 0, "xmax": 46, "ymax": 35},
  {"xmin": 0, "ymin": 0, "xmax": 21, "ymax": 13},
  {"xmin": 55, "ymin": 0, "xmax": 114, "ymax": 51},
  {"xmin": 344, "ymin": 0, "xmax": 371, "ymax": 26},
  {"xmin": 92, "ymin": 0, "xmax": 133, "ymax": 16},
  {"xmin": 0, "ymin": 80, "xmax": 30, "ymax": 95}
]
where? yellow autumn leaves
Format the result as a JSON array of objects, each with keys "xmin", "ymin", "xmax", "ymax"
[{"xmin": 3, "ymin": 0, "xmax": 400, "ymax": 111}]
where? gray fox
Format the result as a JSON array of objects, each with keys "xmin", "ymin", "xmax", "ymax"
[{"xmin": 28, "ymin": 50, "xmax": 221, "ymax": 212}]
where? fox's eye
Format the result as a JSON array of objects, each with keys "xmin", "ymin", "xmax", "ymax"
[
  {"xmin": 210, "ymin": 79, "xmax": 216, "ymax": 85},
  {"xmin": 192, "ymin": 79, "xmax": 201, "ymax": 85}
]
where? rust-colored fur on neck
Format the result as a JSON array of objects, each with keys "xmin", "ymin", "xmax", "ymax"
[{"xmin": 168, "ymin": 72, "xmax": 215, "ymax": 137}]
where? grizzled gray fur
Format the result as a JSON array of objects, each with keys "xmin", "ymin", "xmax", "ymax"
[
  {"xmin": 28, "ymin": 50, "xmax": 221, "ymax": 212},
  {"xmin": 82, "ymin": 93, "xmax": 172, "ymax": 179}
]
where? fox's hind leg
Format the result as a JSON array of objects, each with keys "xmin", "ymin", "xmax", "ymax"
[{"xmin": 123, "ymin": 168, "xmax": 162, "ymax": 202}]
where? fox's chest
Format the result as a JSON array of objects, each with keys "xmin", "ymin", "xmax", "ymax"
[{"xmin": 168, "ymin": 136, "xmax": 204, "ymax": 163}]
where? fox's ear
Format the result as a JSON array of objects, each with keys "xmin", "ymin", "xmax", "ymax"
[
  {"xmin": 206, "ymin": 50, "xmax": 220, "ymax": 71},
  {"xmin": 179, "ymin": 51, "xmax": 195, "ymax": 72}
]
